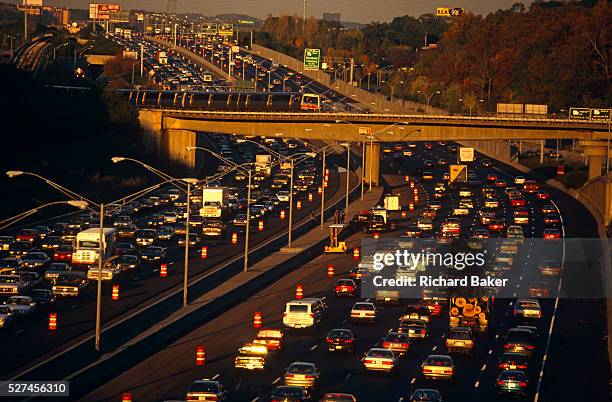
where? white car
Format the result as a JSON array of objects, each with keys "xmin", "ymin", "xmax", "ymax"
[
  {"xmin": 513, "ymin": 299, "xmax": 542, "ymax": 319},
  {"xmin": 514, "ymin": 176, "xmax": 526, "ymax": 185},
  {"xmin": 350, "ymin": 302, "xmax": 377, "ymax": 323},
  {"xmin": 6, "ymin": 295, "xmax": 36, "ymax": 316},
  {"xmin": 0, "ymin": 305, "xmax": 14, "ymax": 328},
  {"xmin": 277, "ymin": 191, "xmax": 290, "ymax": 202},
  {"xmin": 362, "ymin": 348, "xmax": 397, "ymax": 373}
]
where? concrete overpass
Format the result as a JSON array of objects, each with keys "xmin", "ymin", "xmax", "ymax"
[{"xmin": 138, "ymin": 108, "xmax": 611, "ymax": 183}]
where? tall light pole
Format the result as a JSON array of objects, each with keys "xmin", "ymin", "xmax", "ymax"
[
  {"xmin": 320, "ymin": 147, "xmax": 326, "ymax": 229},
  {"xmin": 340, "ymin": 142, "xmax": 351, "ymax": 221},
  {"xmin": 95, "ymin": 202, "xmax": 104, "ymax": 351},
  {"xmin": 0, "ymin": 200, "xmax": 88, "ymax": 231},
  {"xmin": 183, "ymin": 178, "xmax": 198, "ymax": 306},
  {"xmin": 244, "ymin": 167, "xmax": 252, "ymax": 272},
  {"xmin": 361, "ymin": 141, "xmax": 365, "ymax": 200}
]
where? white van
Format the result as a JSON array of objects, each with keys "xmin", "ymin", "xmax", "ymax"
[{"xmin": 282, "ymin": 298, "xmax": 326, "ymax": 329}]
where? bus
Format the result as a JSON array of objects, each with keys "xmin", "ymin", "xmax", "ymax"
[
  {"xmin": 300, "ymin": 93, "xmax": 321, "ymax": 111},
  {"xmin": 72, "ymin": 228, "xmax": 116, "ymax": 265}
]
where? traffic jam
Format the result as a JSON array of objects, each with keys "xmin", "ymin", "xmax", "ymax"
[
  {"xmin": 0, "ymin": 134, "xmax": 334, "ymax": 376},
  {"xmin": 102, "ymin": 141, "xmax": 567, "ymax": 402}
]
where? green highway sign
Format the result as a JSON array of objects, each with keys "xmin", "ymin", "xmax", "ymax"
[{"xmin": 304, "ymin": 48, "xmax": 321, "ymax": 70}]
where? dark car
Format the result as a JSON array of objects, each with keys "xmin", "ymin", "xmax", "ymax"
[
  {"xmin": 30, "ymin": 288, "xmax": 56, "ymax": 304},
  {"xmin": 496, "ymin": 370, "xmax": 528, "ymax": 396},
  {"xmin": 325, "ymin": 328, "xmax": 355, "ymax": 353},
  {"xmin": 321, "ymin": 393, "xmax": 356, "ymax": 402},
  {"xmin": 116, "ymin": 242, "xmax": 137, "ymax": 256},
  {"xmin": 268, "ymin": 385, "xmax": 309, "ymax": 402},
  {"xmin": 140, "ymin": 246, "xmax": 167, "ymax": 263},
  {"xmin": 9, "ymin": 241, "xmax": 32, "ymax": 257},
  {"xmin": 410, "ymin": 389, "xmax": 443, "ymax": 402},
  {"xmin": 498, "ymin": 352, "xmax": 529, "ymax": 371}
]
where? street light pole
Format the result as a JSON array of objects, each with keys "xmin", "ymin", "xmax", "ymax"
[
  {"xmin": 95, "ymin": 202, "xmax": 104, "ymax": 352},
  {"xmin": 244, "ymin": 168, "xmax": 252, "ymax": 271},
  {"xmin": 344, "ymin": 143, "xmax": 351, "ymax": 220},
  {"xmin": 369, "ymin": 139, "xmax": 373, "ymax": 191},
  {"xmin": 288, "ymin": 158, "xmax": 295, "ymax": 247},
  {"xmin": 320, "ymin": 148, "xmax": 326, "ymax": 229},
  {"xmin": 361, "ymin": 141, "xmax": 365, "ymax": 200},
  {"xmin": 183, "ymin": 181, "xmax": 191, "ymax": 307}
]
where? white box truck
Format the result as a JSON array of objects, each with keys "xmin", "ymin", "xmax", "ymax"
[
  {"xmin": 200, "ymin": 187, "xmax": 229, "ymax": 218},
  {"xmin": 255, "ymin": 154, "xmax": 272, "ymax": 176},
  {"xmin": 384, "ymin": 195, "xmax": 400, "ymax": 211}
]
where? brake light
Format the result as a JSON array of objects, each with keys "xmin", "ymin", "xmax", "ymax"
[
  {"xmin": 401, "ymin": 343, "xmax": 409, "ymax": 349},
  {"xmin": 382, "ymin": 361, "xmax": 393, "ymax": 365},
  {"xmin": 364, "ymin": 359, "xmax": 374, "ymax": 364},
  {"xmin": 518, "ymin": 364, "xmax": 527, "ymax": 369},
  {"xmin": 283, "ymin": 312, "xmax": 287, "ymax": 317},
  {"xmin": 421, "ymin": 329, "xmax": 426, "ymax": 335},
  {"xmin": 504, "ymin": 343, "xmax": 511, "ymax": 349},
  {"xmin": 309, "ymin": 313, "xmax": 314, "ymax": 318},
  {"xmin": 423, "ymin": 368, "xmax": 432, "ymax": 373},
  {"xmin": 326, "ymin": 337, "xmax": 333, "ymax": 343},
  {"xmin": 304, "ymin": 375, "xmax": 315, "ymax": 379},
  {"xmin": 498, "ymin": 380, "xmax": 505, "ymax": 386},
  {"xmin": 519, "ymin": 382, "xmax": 528, "ymax": 387},
  {"xmin": 526, "ymin": 345, "xmax": 535, "ymax": 350},
  {"xmin": 382, "ymin": 341, "xmax": 390, "ymax": 348}
]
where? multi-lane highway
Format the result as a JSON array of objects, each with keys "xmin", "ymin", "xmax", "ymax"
[
  {"xmin": 80, "ymin": 141, "xmax": 607, "ymax": 401},
  {"xmin": 0, "ymin": 135, "xmax": 349, "ymax": 382}
]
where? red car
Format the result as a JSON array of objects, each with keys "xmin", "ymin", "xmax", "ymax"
[
  {"xmin": 335, "ymin": 279, "xmax": 357, "ymax": 297},
  {"xmin": 523, "ymin": 180, "xmax": 539, "ymax": 193},
  {"xmin": 511, "ymin": 198, "xmax": 526, "ymax": 207},
  {"xmin": 537, "ymin": 190, "xmax": 550, "ymax": 200},
  {"xmin": 16, "ymin": 228, "xmax": 36, "ymax": 243},
  {"xmin": 488, "ymin": 220, "xmax": 505, "ymax": 232},
  {"xmin": 53, "ymin": 245, "xmax": 73, "ymax": 261},
  {"xmin": 543, "ymin": 229, "xmax": 561, "ymax": 240}
]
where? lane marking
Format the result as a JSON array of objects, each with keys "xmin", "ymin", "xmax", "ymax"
[
  {"xmin": 212, "ymin": 373, "xmax": 220, "ymax": 380},
  {"xmin": 310, "ymin": 344, "xmax": 318, "ymax": 351},
  {"xmin": 272, "ymin": 377, "xmax": 281, "ymax": 385},
  {"xmin": 345, "ymin": 372, "xmax": 352, "ymax": 380},
  {"xmin": 481, "ymin": 364, "xmax": 486, "ymax": 371},
  {"xmin": 410, "ymin": 377, "xmax": 416, "ymax": 384},
  {"xmin": 474, "ymin": 381, "xmax": 480, "ymax": 388}
]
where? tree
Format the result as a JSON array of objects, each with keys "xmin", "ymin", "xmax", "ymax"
[
  {"xmin": 411, "ymin": 76, "xmax": 441, "ymax": 113},
  {"xmin": 461, "ymin": 91, "xmax": 479, "ymax": 116}
]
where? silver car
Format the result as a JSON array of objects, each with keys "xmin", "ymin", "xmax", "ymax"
[{"xmin": 6, "ymin": 295, "xmax": 36, "ymax": 316}]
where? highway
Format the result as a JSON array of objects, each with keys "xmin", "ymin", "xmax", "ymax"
[
  {"xmin": 81, "ymin": 141, "xmax": 608, "ymax": 401},
  {"xmin": 0, "ymin": 136, "xmax": 349, "ymax": 381}
]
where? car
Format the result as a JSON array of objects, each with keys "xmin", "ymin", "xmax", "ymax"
[
  {"xmin": 381, "ymin": 332, "xmax": 410, "ymax": 356},
  {"xmin": 400, "ymin": 305, "xmax": 430, "ymax": 323},
  {"xmin": 514, "ymin": 176, "xmax": 526, "ymax": 185},
  {"xmin": 177, "ymin": 233, "xmax": 201, "ymax": 248},
  {"xmin": 349, "ymin": 266, "xmax": 370, "ymax": 281},
  {"xmin": 268, "ymin": 386, "xmax": 310, "ymax": 402},
  {"xmin": 421, "ymin": 355, "xmax": 454, "ymax": 379},
  {"xmin": 488, "ymin": 220, "xmax": 505, "ymax": 232},
  {"xmin": 30, "ymin": 288, "xmax": 55, "ymax": 304},
  {"xmin": 117, "ymin": 224, "xmax": 137, "ymax": 239},
  {"xmin": 6, "ymin": 295, "xmax": 36, "ymax": 315},
  {"xmin": 233, "ymin": 214, "xmax": 248, "ymax": 226},
  {"xmin": 185, "ymin": 379, "xmax": 228, "ymax": 401},
  {"xmin": 484, "ymin": 198, "xmax": 499, "ymax": 209},
  {"xmin": 320, "ymin": 393, "xmax": 356, "ymax": 402},
  {"xmin": 487, "ymin": 173, "xmax": 498, "ymax": 182},
  {"xmin": 52, "ymin": 245, "xmax": 73, "ymax": 261},
  {"xmin": 335, "ymin": 279, "xmax": 357, "ymax": 297},
  {"xmin": 350, "ymin": 302, "xmax": 377, "ymax": 323},
  {"xmin": 325, "ymin": 328, "xmax": 355, "ymax": 353},
  {"xmin": 44, "ymin": 262, "xmax": 72, "ymax": 281},
  {"xmin": 253, "ymin": 328, "xmax": 284, "ymax": 352},
  {"xmin": 541, "ymin": 204, "xmax": 556, "ymax": 214},
  {"xmin": 283, "ymin": 298, "xmax": 327, "ymax": 329},
  {"xmin": 514, "ymin": 299, "xmax": 542, "ymax": 320},
  {"xmin": 472, "ymin": 228, "xmax": 490, "ymax": 239},
  {"xmin": 21, "ymin": 252, "xmax": 50, "ymax": 269},
  {"xmin": 523, "ymin": 180, "xmax": 538, "ymax": 193},
  {"xmin": 405, "ymin": 226, "xmax": 423, "ymax": 238},
  {"xmin": 140, "ymin": 246, "xmax": 167, "ymax": 263},
  {"xmin": 504, "ymin": 327, "xmax": 537, "ymax": 356},
  {"xmin": 537, "ymin": 189, "xmax": 550, "ymax": 200},
  {"xmin": 157, "ymin": 225, "xmax": 175, "ymax": 241},
  {"xmin": 410, "ymin": 389, "xmax": 443, "ymax": 402},
  {"xmin": 116, "ymin": 242, "xmax": 137, "ymax": 256},
  {"xmin": 361, "ymin": 348, "xmax": 397, "ymax": 373},
  {"xmin": 422, "ymin": 171, "xmax": 434, "ymax": 181},
  {"xmin": 513, "ymin": 208, "xmax": 530, "ymax": 225},
  {"xmin": 458, "ymin": 187, "xmax": 472, "ymax": 197},
  {"xmin": 115, "ymin": 254, "xmax": 139, "ymax": 270},
  {"xmin": 398, "ymin": 319, "xmax": 428, "ymax": 339},
  {"xmin": 136, "ymin": 229, "xmax": 157, "ymax": 247},
  {"xmin": 16, "ymin": 228, "xmax": 36, "ymax": 243},
  {"xmin": 528, "ymin": 281, "xmax": 551, "ymax": 297},
  {"xmin": 284, "ymin": 362, "xmax": 319, "ymax": 388},
  {"xmin": 0, "ymin": 305, "xmax": 14, "ymax": 328},
  {"xmin": 495, "ymin": 180, "xmax": 507, "ymax": 188},
  {"xmin": 202, "ymin": 220, "xmax": 226, "ymax": 238},
  {"xmin": 0, "ymin": 257, "xmax": 21, "ymax": 274},
  {"xmin": 539, "ymin": 259, "xmax": 561, "ymax": 276},
  {"xmin": 481, "ymin": 159, "xmax": 492, "ymax": 167},
  {"xmin": 496, "ymin": 370, "xmax": 528, "ymax": 396},
  {"xmin": 543, "ymin": 228, "xmax": 561, "ymax": 240},
  {"xmin": 498, "ymin": 352, "xmax": 529, "ymax": 371},
  {"xmin": 40, "ymin": 235, "xmax": 62, "ymax": 250},
  {"xmin": 543, "ymin": 213, "xmax": 560, "ymax": 226}
]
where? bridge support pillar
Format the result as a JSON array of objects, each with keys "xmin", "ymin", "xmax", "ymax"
[
  {"xmin": 162, "ymin": 129, "xmax": 197, "ymax": 169},
  {"xmin": 580, "ymin": 141, "xmax": 608, "ymax": 180},
  {"xmin": 365, "ymin": 142, "xmax": 380, "ymax": 187}
]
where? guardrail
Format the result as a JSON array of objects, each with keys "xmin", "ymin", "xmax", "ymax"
[{"xmin": 150, "ymin": 108, "xmax": 609, "ymax": 130}]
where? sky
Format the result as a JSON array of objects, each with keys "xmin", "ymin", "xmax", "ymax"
[{"xmin": 32, "ymin": 0, "xmax": 530, "ymax": 23}]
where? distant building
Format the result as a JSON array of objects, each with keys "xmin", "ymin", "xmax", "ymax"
[
  {"xmin": 52, "ymin": 7, "xmax": 70, "ymax": 25},
  {"xmin": 322, "ymin": 12, "xmax": 341, "ymax": 22}
]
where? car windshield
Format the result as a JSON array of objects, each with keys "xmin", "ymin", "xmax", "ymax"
[
  {"xmin": 507, "ymin": 330, "xmax": 533, "ymax": 343},
  {"xmin": 78, "ymin": 240, "xmax": 99, "ymax": 249},
  {"xmin": 353, "ymin": 303, "xmax": 374, "ymax": 311},
  {"xmin": 8, "ymin": 298, "xmax": 30, "ymax": 305},
  {"xmin": 426, "ymin": 356, "xmax": 451, "ymax": 366},
  {"xmin": 288, "ymin": 304, "xmax": 308, "ymax": 313},
  {"xmin": 329, "ymin": 329, "xmax": 352, "ymax": 339},
  {"xmin": 337, "ymin": 280, "xmax": 354, "ymax": 286},
  {"xmin": 0, "ymin": 276, "xmax": 18, "ymax": 283},
  {"xmin": 273, "ymin": 387, "xmax": 303, "ymax": 397},
  {"xmin": 189, "ymin": 382, "xmax": 218, "ymax": 393},
  {"xmin": 449, "ymin": 331, "xmax": 471, "ymax": 340},
  {"xmin": 412, "ymin": 390, "xmax": 440, "ymax": 400},
  {"xmin": 499, "ymin": 371, "xmax": 527, "ymax": 381},
  {"xmin": 368, "ymin": 349, "xmax": 393, "ymax": 358},
  {"xmin": 288, "ymin": 364, "xmax": 315, "ymax": 374},
  {"xmin": 385, "ymin": 333, "xmax": 407, "ymax": 343}
]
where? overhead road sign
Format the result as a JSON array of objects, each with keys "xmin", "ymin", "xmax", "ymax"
[
  {"xmin": 450, "ymin": 165, "xmax": 467, "ymax": 183},
  {"xmin": 201, "ymin": 23, "xmax": 217, "ymax": 35},
  {"xmin": 304, "ymin": 48, "xmax": 321, "ymax": 71},
  {"xmin": 591, "ymin": 109, "xmax": 611, "ymax": 121},
  {"xmin": 458, "ymin": 147, "xmax": 474, "ymax": 163},
  {"xmin": 218, "ymin": 23, "xmax": 233, "ymax": 36},
  {"xmin": 89, "ymin": 3, "xmax": 120, "ymax": 20},
  {"xmin": 569, "ymin": 108, "xmax": 592, "ymax": 120}
]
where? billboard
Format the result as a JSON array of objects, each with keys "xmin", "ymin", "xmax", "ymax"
[
  {"xmin": 89, "ymin": 3, "xmax": 120, "ymax": 20},
  {"xmin": 201, "ymin": 23, "xmax": 217, "ymax": 35},
  {"xmin": 436, "ymin": 7, "xmax": 464, "ymax": 17},
  {"xmin": 218, "ymin": 23, "xmax": 233, "ymax": 36},
  {"xmin": 449, "ymin": 165, "xmax": 467, "ymax": 183},
  {"xmin": 458, "ymin": 147, "xmax": 474, "ymax": 163},
  {"xmin": 23, "ymin": 0, "xmax": 43, "ymax": 6},
  {"xmin": 304, "ymin": 48, "xmax": 320, "ymax": 70}
]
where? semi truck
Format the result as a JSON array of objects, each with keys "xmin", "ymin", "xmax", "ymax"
[{"xmin": 255, "ymin": 154, "xmax": 272, "ymax": 176}]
